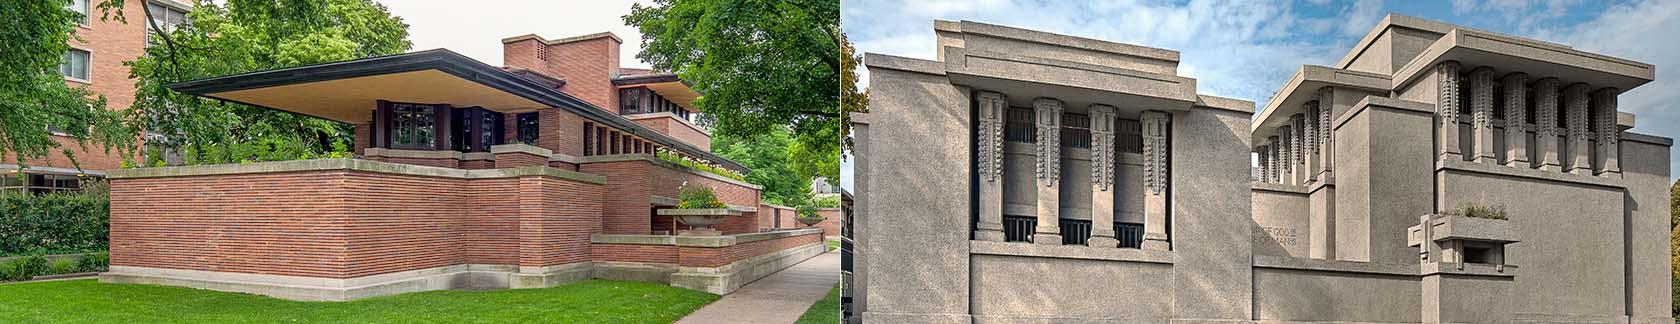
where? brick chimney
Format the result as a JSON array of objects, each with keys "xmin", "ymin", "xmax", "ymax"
[{"xmin": 501, "ymin": 32, "xmax": 623, "ymax": 112}]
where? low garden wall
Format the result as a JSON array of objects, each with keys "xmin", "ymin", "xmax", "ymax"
[
  {"xmin": 591, "ymin": 228, "xmax": 825, "ymax": 294},
  {"xmin": 579, "ymin": 154, "xmax": 763, "ymax": 235},
  {"xmin": 103, "ymin": 159, "xmax": 607, "ymax": 301}
]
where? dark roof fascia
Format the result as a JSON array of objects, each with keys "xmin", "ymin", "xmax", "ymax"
[{"xmin": 166, "ymin": 49, "xmax": 748, "ymax": 172}]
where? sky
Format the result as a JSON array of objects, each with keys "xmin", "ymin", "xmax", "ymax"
[
  {"xmin": 839, "ymin": 0, "xmax": 1680, "ymax": 190},
  {"xmin": 382, "ymin": 0, "xmax": 655, "ymax": 69}
]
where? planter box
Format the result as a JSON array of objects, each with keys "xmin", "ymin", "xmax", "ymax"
[
  {"xmin": 658, "ymin": 208, "xmax": 744, "ymax": 236},
  {"xmin": 1408, "ymin": 214, "xmax": 1518, "ymax": 246}
]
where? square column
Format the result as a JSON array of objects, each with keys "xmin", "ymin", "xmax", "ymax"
[
  {"xmin": 1277, "ymin": 125, "xmax": 1294, "ymax": 185},
  {"xmin": 1436, "ymin": 61, "xmax": 1463, "ymax": 161},
  {"xmin": 1470, "ymin": 67, "xmax": 1497, "ymax": 164},
  {"xmin": 1303, "ymin": 104, "xmax": 1319, "ymax": 184},
  {"xmin": 1088, "ymin": 104, "xmax": 1120, "ymax": 247},
  {"xmin": 1534, "ymin": 78, "xmax": 1562, "ymax": 171},
  {"xmin": 1316, "ymin": 88, "xmax": 1334, "ymax": 181},
  {"xmin": 1267, "ymin": 137, "xmax": 1280, "ymax": 183},
  {"xmin": 1289, "ymin": 114, "xmax": 1306, "ymax": 184},
  {"xmin": 1502, "ymin": 73, "xmax": 1529, "ymax": 167},
  {"xmin": 1032, "ymin": 98, "xmax": 1064, "ymax": 245},
  {"xmin": 1141, "ymin": 110, "xmax": 1171, "ymax": 250},
  {"xmin": 1564, "ymin": 83, "xmax": 1591, "ymax": 175},
  {"xmin": 1593, "ymin": 88, "xmax": 1621, "ymax": 177},
  {"xmin": 1256, "ymin": 145, "xmax": 1270, "ymax": 183},
  {"xmin": 974, "ymin": 92, "xmax": 1007, "ymax": 241}
]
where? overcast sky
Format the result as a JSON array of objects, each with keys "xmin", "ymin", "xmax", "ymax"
[
  {"xmin": 840, "ymin": 0, "xmax": 1680, "ymax": 190},
  {"xmin": 383, "ymin": 0, "xmax": 654, "ymax": 69}
]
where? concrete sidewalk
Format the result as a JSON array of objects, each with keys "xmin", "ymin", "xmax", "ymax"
[{"xmin": 676, "ymin": 250, "xmax": 839, "ymax": 324}]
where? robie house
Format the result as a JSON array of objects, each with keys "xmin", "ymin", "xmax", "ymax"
[
  {"xmin": 100, "ymin": 32, "xmax": 827, "ymax": 301},
  {"xmin": 850, "ymin": 15, "xmax": 1671, "ymax": 324}
]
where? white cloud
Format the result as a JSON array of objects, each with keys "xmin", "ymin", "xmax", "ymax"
[
  {"xmin": 1451, "ymin": 0, "xmax": 1479, "ymax": 15},
  {"xmin": 381, "ymin": 0, "xmax": 654, "ymax": 68}
]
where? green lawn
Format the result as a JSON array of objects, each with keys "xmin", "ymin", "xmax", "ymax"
[
  {"xmin": 0, "ymin": 279, "xmax": 718, "ymax": 323},
  {"xmin": 794, "ymin": 283, "xmax": 840, "ymax": 324},
  {"xmin": 826, "ymin": 239, "xmax": 840, "ymax": 251}
]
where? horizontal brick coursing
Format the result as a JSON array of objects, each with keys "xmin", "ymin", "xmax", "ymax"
[
  {"xmin": 678, "ymin": 232, "xmax": 822, "ymax": 268},
  {"xmin": 581, "ymin": 160, "xmax": 761, "ymax": 235},
  {"xmin": 110, "ymin": 169, "xmax": 601, "ymax": 279},
  {"xmin": 494, "ymin": 152, "xmax": 547, "ymax": 168},
  {"xmin": 366, "ymin": 156, "xmax": 458, "ymax": 169},
  {"xmin": 591, "ymin": 244, "xmax": 679, "ymax": 264}
]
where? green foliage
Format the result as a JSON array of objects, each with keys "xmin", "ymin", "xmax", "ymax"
[
  {"xmin": 0, "ymin": 255, "xmax": 50, "ymax": 281},
  {"xmin": 796, "ymin": 204, "xmax": 820, "ymax": 220},
  {"xmin": 656, "ymin": 150, "xmax": 746, "ymax": 182},
  {"xmin": 1671, "ymin": 179, "xmax": 1679, "ymax": 317},
  {"xmin": 80, "ymin": 252, "xmax": 108, "ymax": 273},
  {"xmin": 713, "ymin": 128, "xmax": 814, "ymax": 206},
  {"xmin": 0, "ymin": 279, "xmax": 719, "ymax": 322},
  {"xmin": 794, "ymin": 283, "xmax": 841, "ymax": 324},
  {"xmin": 677, "ymin": 184, "xmax": 726, "ymax": 209},
  {"xmin": 1443, "ymin": 202, "xmax": 1507, "ymax": 220},
  {"xmin": 0, "ymin": 0, "xmax": 140, "ymax": 169},
  {"xmin": 0, "ymin": 190, "xmax": 109, "ymax": 256},
  {"xmin": 839, "ymin": 32, "xmax": 868, "ymax": 155},
  {"xmin": 811, "ymin": 195, "xmax": 841, "ymax": 208},
  {"xmin": 121, "ymin": 0, "xmax": 410, "ymax": 165},
  {"xmin": 625, "ymin": 0, "xmax": 841, "ymax": 181},
  {"xmin": 49, "ymin": 258, "xmax": 78, "ymax": 274}
]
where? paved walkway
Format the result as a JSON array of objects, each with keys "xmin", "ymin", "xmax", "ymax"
[{"xmin": 676, "ymin": 250, "xmax": 839, "ymax": 324}]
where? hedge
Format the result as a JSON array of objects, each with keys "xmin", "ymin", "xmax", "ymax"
[
  {"xmin": 0, "ymin": 191, "xmax": 109, "ymax": 256},
  {"xmin": 0, "ymin": 252, "xmax": 108, "ymax": 281}
]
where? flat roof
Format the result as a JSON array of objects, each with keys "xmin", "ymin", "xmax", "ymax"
[{"xmin": 167, "ymin": 49, "xmax": 748, "ymax": 172}]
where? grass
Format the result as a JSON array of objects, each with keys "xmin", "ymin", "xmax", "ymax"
[
  {"xmin": 826, "ymin": 239, "xmax": 840, "ymax": 251},
  {"xmin": 0, "ymin": 279, "xmax": 719, "ymax": 323},
  {"xmin": 794, "ymin": 283, "xmax": 841, "ymax": 324}
]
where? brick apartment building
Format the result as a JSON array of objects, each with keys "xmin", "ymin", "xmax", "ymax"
[
  {"xmin": 99, "ymin": 30, "xmax": 828, "ymax": 301},
  {"xmin": 2, "ymin": 0, "xmax": 190, "ymax": 194}
]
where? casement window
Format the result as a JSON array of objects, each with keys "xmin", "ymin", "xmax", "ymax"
[
  {"xmin": 516, "ymin": 112, "xmax": 539, "ymax": 144},
  {"xmin": 68, "ymin": 0, "xmax": 89, "ymax": 25},
  {"xmin": 623, "ymin": 136, "xmax": 632, "ymax": 154},
  {"xmin": 596, "ymin": 127, "xmax": 606, "ymax": 155},
  {"xmin": 583, "ymin": 123, "xmax": 595, "ymax": 156},
  {"xmin": 2, "ymin": 173, "xmax": 87, "ymax": 194},
  {"xmin": 620, "ymin": 88, "xmax": 643, "ymax": 114},
  {"xmin": 610, "ymin": 132, "xmax": 620, "ymax": 154},
  {"xmin": 389, "ymin": 103, "xmax": 436, "ymax": 149},
  {"xmin": 145, "ymin": 2, "xmax": 190, "ymax": 46},
  {"xmin": 61, "ymin": 49, "xmax": 90, "ymax": 81}
]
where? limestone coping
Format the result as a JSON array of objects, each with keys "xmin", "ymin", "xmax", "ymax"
[
  {"xmin": 1328, "ymin": 95, "xmax": 1434, "ymax": 136},
  {"xmin": 1194, "ymin": 94, "xmax": 1255, "ymax": 114},
  {"xmin": 656, "ymin": 208, "xmax": 743, "ymax": 217},
  {"xmin": 364, "ymin": 148, "xmax": 461, "ymax": 160},
  {"xmin": 944, "ymin": 47, "xmax": 1200, "ymax": 111},
  {"xmin": 863, "ymin": 53, "xmax": 946, "ymax": 76},
  {"xmin": 590, "ymin": 228, "xmax": 822, "ymax": 248},
  {"xmin": 1417, "ymin": 214, "xmax": 1518, "ymax": 244},
  {"xmin": 1391, "ymin": 28, "xmax": 1653, "ymax": 93},
  {"xmin": 579, "ymin": 154, "xmax": 762, "ymax": 190},
  {"xmin": 1253, "ymin": 65, "xmax": 1393, "ymax": 133},
  {"xmin": 968, "ymin": 240, "xmax": 1173, "ymax": 264},
  {"xmin": 1436, "ymin": 159, "xmax": 1623, "ymax": 189},
  {"xmin": 489, "ymin": 143, "xmax": 552, "ymax": 156},
  {"xmin": 1252, "ymin": 255, "xmax": 1417, "ymax": 276},
  {"xmin": 460, "ymin": 152, "xmax": 495, "ymax": 161},
  {"xmin": 650, "ymin": 195, "xmax": 679, "ymax": 207},
  {"xmin": 107, "ymin": 158, "xmax": 606, "ymax": 184}
]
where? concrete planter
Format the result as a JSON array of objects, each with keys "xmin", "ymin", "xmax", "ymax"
[
  {"xmin": 1409, "ymin": 214, "xmax": 1518, "ymax": 245},
  {"xmin": 658, "ymin": 208, "xmax": 743, "ymax": 236},
  {"xmin": 796, "ymin": 217, "xmax": 824, "ymax": 226}
]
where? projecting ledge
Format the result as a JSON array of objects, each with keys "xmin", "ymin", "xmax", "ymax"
[
  {"xmin": 1252, "ymin": 255, "xmax": 1417, "ymax": 276},
  {"xmin": 969, "ymin": 240, "xmax": 1173, "ymax": 264},
  {"xmin": 1437, "ymin": 159, "xmax": 1623, "ymax": 189}
]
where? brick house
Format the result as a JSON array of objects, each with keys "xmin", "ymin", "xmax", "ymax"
[
  {"xmin": 99, "ymin": 32, "xmax": 826, "ymax": 300},
  {"xmin": 2, "ymin": 0, "xmax": 191, "ymax": 193}
]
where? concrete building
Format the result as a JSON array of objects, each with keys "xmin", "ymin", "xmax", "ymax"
[
  {"xmin": 99, "ymin": 31, "xmax": 825, "ymax": 301},
  {"xmin": 2, "ymin": 0, "xmax": 191, "ymax": 193},
  {"xmin": 850, "ymin": 16, "xmax": 1671, "ymax": 324}
]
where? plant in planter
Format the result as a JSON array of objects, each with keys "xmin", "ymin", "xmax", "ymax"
[
  {"xmin": 659, "ymin": 183, "xmax": 742, "ymax": 236},
  {"xmin": 795, "ymin": 205, "xmax": 825, "ymax": 226}
]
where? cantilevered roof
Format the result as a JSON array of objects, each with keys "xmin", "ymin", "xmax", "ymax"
[
  {"xmin": 614, "ymin": 72, "xmax": 701, "ymax": 111},
  {"xmin": 167, "ymin": 49, "xmax": 747, "ymax": 172}
]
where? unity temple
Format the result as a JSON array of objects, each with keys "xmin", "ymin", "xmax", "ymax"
[{"xmin": 848, "ymin": 15, "xmax": 1670, "ymax": 324}]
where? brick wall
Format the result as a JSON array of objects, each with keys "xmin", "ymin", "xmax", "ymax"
[
  {"xmin": 591, "ymin": 244, "xmax": 680, "ymax": 264},
  {"xmin": 814, "ymin": 209, "xmax": 842, "ymax": 238},
  {"xmin": 503, "ymin": 35, "xmax": 620, "ymax": 113},
  {"xmin": 365, "ymin": 156, "xmax": 459, "ymax": 169},
  {"xmin": 110, "ymin": 168, "xmax": 603, "ymax": 279},
  {"xmin": 494, "ymin": 152, "xmax": 547, "ymax": 168},
  {"xmin": 628, "ymin": 115, "xmax": 711, "ymax": 152},
  {"xmin": 580, "ymin": 159, "xmax": 762, "ymax": 235},
  {"xmin": 7, "ymin": 0, "xmax": 152, "ymax": 172},
  {"xmin": 678, "ymin": 232, "xmax": 822, "ymax": 268}
]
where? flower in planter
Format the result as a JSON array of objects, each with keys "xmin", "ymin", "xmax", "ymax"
[{"xmin": 677, "ymin": 183, "xmax": 726, "ymax": 209}]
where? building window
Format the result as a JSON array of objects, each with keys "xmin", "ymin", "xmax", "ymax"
[
  {"xmin": 478, "ymin": 110, "xmax": 501, "ymax": 151},
  {"xmin": 68, "ymin": 0, "xmax": 90, "ymax": 25},
  {"xmin": 1004, "ymin": 107, "xmax": 1035, "ymax": 143},
  {"xmin": 61, "ymin": 49, "xmax": 90, "ymax": 81},
  {"xmin": 145, "ymin": 2, "xmax": 190, "ymax": 46},
  {"xmin": 597, "ymin": 127, "xmax": 607, "ymax": 156},
  {"xmin": 610, "ymin": 132, "xmax": 620, "ymax": 154},
  {"xmin": 390, "ymin": 103, "xmax": 435, "ymax": 149},
  {"xmin": 583, "ymin": 123, "xmax": 595, "ymax": 156},
  {"xmin": 1061, "ymin": 113, "xmax": 1090, "ymax": 149},
  {"xmin": 516, "ymin": 113, "xmax": 539, "ymax": 144},
  {"xmin": 620, "ymin": 88, "xmax": 643, "ymax": 114},
  {"xmin": 2, "ymin": 174, "xmax": 88, "ymax": 195},
  {"xmin": 623, "ymin": 136, "xmax": 633, "ymax": 154}
]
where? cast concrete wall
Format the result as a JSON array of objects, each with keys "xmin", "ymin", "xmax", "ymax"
[
  {"xmin": 1251, "ymin": 184, "xmax": 1310, "ymax": 258},
  {"xmin": 1333, "ymin": 97, "xmax": 1435, "ymax": 264},
  {"xmin": 1253, "ymin": 265, "xmax": 1420, "ymax": 322},
  {"xmin": 1169, "ymin": 105, "xmax": 1254, "ymax": 321},
  {"xmin": 969, "ymin": 252, "xmax": 1172, "ymax": 322}
]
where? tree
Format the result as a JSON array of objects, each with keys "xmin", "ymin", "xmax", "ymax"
[
  {"xmin": 0, "ymin": 1, "xmax": 139, "ymax": 170},
  {"xmin": 712, "ymin": 128, "xmax": 814, "ymax": 207},
  {"xmin": 624, "ymin": 0, "xmax": 840, "ymax": 181},
  {"xmin": 839, "ymin": 31, "xmax": 867, "ymax": 154},
  {"xmin": 116, "ymin": 0, "xmax": 410, "ymax": 164}
]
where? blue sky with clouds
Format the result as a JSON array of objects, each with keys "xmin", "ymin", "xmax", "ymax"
[{"xmin": 840, "ymin": 0, "xmax": 1680, "ymax": 190}]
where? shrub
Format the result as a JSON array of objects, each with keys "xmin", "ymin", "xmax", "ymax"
[
  {"xmin": 1, "ymin": 255, "xmax": 51, "ymax": 281},
  {"xmin": 677, "ymin": 184, "xmax": 726, "ymax": 209},
  {"xmin": 796, "ymin": 205, "xmax": 820, "ymax": 219},
  {"xmin": 1445, "ymin": 202, "xmax": 1508, "ymax": 220},
  {"xmin": 79, "ymin": 252, "xmax": 109, "ymax": 273},
  {"xmin": 49, "ymin": 258, "xmax": 79, "ymax": 274},
  {"xmin": 0, "ymin": 190, "xmax": 110, "ymax": 256},
  {"xmin": 811, "ymin": 195, "xmax": 841, "ymax": 208},
  {"xmin": 655, "ymin": 150, "xmax": 747, "ymax": 182}
]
